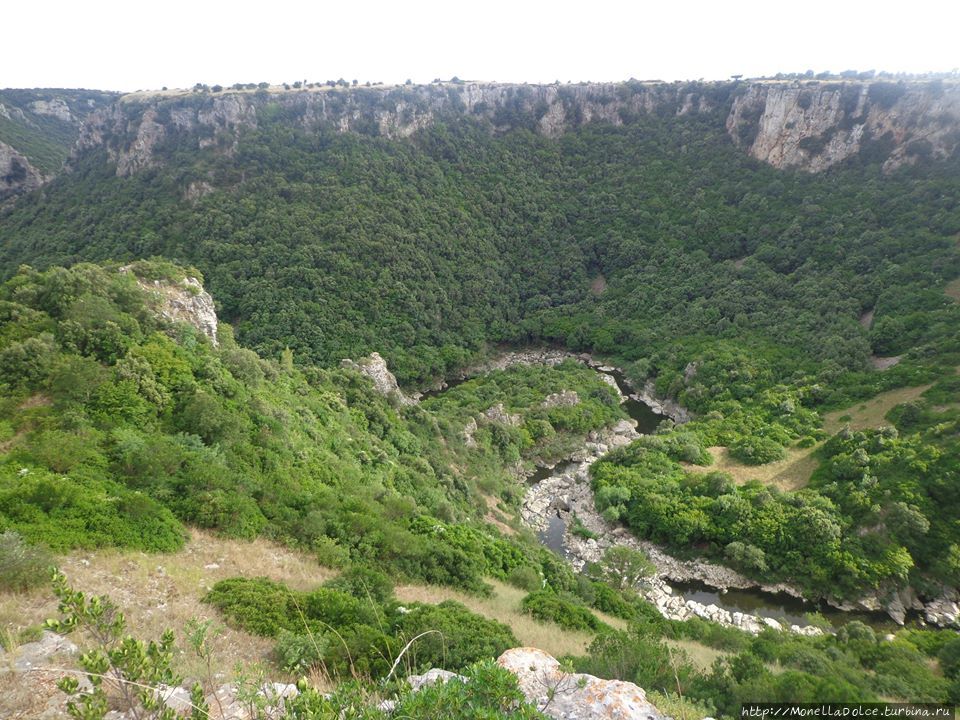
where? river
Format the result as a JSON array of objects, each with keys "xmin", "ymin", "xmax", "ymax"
[{"xmin": 421, "ymin": 349, "xmax": 906, "ymax": 632}]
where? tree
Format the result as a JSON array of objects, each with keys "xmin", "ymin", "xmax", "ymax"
[{"xmin": 601, "ymin": 546, "xmax": 654, "ymax": 590}]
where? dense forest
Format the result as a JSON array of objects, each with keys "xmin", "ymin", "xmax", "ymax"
[{"xmin": 1, "ymin": 84, "xmax": 960, "ymax": 717}]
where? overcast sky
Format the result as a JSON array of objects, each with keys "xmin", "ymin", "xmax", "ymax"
[{"xmin": 5, "ymin": 1, "xmax": 958, "ymax": 91}]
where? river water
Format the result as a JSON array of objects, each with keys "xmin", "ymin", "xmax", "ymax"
[{"xmin": 422, "ymin": 352, "xmax": 902, "ymax": 630}]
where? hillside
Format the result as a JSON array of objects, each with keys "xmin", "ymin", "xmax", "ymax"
[
  {"xmin": 0, "ymin": 88, "xmax": 116, "ymax": 200},
  {"xmin": 1, "ymin": 81, "xmax": 959, "ymax": 386},
  {"xmin": 1, "ymin": 77, "xmax": 960, "ymax": 717}
]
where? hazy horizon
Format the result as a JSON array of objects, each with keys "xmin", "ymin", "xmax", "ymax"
[{"xmin": 6, "ymin": 0, "xmax": 958, "ymax": 93}]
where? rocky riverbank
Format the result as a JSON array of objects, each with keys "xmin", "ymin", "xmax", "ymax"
[{"xmin": 521, "ymin": 421, "xmax": 824, "ymax": 636}]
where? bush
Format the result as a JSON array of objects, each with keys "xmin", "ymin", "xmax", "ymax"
[
  {"xmin": 393, "ymin": 600, "xmax": 518, "ymax": 672},
  {"xmin": 324, "ymin": 565, "xmax": 394, "ymax": 604},
  {"xmin": 729, "ymin": 436, "xmax": 786, "ymax": 465},
  {"xmin": 391, "ymin": 659, "xmax": 545, "ymax": 719},
  {"xmin": 203, "ymin": 577, "xmax": 300, "ymax": 636},
  {"xmin": 0, "ymin": 531, "xmax": 53, "ymax": 591},
  {"xmin": 275, "ymin": 629, "xmax": 328, "ymax": 673},
  {"xmin": 520, "ymin": 590, "xmax": 602, "ymax": 631},
  {"xmin": 506, "ymin": 565, "xmax": 542, "ymax": 592}
]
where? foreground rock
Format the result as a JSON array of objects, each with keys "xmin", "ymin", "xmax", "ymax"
[{"xmin": 498, "ymin": 647, "xmax": 669, "ymax": 720}]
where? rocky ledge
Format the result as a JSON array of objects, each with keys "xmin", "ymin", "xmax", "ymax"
[
  {"xmin": 339, "ymin": 352, "xmax": 414, "ymax": 405},
  {"xmin": 3, "ymin": 635, "xmax": 668, "ymax": 720}
]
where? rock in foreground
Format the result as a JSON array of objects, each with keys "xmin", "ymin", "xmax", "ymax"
[{"xmin": 497, "ymin": 647, "xmax": 669, "ymax": 720}]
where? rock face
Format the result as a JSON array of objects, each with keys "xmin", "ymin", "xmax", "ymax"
[
  {"xmin": 727, "ymin": 80, "xmax": 960, "ymax": 172},
  {"xmin": 483, "ymin": 402, "xmax": 523, "ymax": 426},
  {"xmin": 498, "ymin": 647, "xmax": 668, "ymax": 720},
  {"xmin": 0, "ymin": 141, "xmax": 46, "ymax": 200},
  {"xmin": 542, "ymin": 390, "xmax": 580, "ymax": 408},
  {"xmin": 340, "ymin": 352, "xmax": 414, "ymax": 405},
  {"xmin": 65, "ymin": 79, "xmax": 960, "ymax": 186},
  {"xmin": 0, "ymin": 89, "xmax": 116, "ymax": 199},
  {"xmin": 124, "ymin": 269, "xmax": 219, "ymax": 345}
]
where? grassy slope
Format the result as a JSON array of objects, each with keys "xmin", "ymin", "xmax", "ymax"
[{"xmin": 684, "ymin": 378, "xmax": 944, "ymax": 491}]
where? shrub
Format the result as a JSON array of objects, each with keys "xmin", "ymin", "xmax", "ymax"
[
  {"xmin": 729, "ymin": 436, "xmax": 786, "ymax": 465},
  {"xmin": 303, "ymin": 587, "xmax": 379, "ymax": 629},
  {"xmin": 324, "ymin": 565, "xmax": 394, "ymax": 604},
  {"xmin": 521, "ymin": 590, "xmax": 602, "ymax": 631},
  {"xmin": 506, "ymin": 565, "xmax": 542, "ymax": 592},
  {"xmin": 393, "ymin": 600, "xmax": 518, "ymax": 672},
  {"xmin": 939, "ymin": 637, "xmax": 960, "ymax": 679},
  {"xmin": 275, "ymin": 629, "xmax": 328, "ymax": 673},
  {"xmin": 392, "ymin": 659, "xmax": 545, "ymax": 719},
  {"xmin": 0, "ymin": 531, "xmax": 53, "ymax": 591},
  {"xmin": 203, "ymin": 577, "xmax": 300, "ymax": 636}
]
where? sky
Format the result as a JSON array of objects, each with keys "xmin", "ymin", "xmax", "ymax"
[{"xmin": 4, "ymin": 1, "xmax": 958, "ymax": 91}]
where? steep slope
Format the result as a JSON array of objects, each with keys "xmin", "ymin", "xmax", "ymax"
[
  {"xmin": 0, "ymin": 88, "xmax": 116, "ymax": 200},
  {"xmin": 0, "ymin": 87, "xmax": 958, "ymax": 385}
]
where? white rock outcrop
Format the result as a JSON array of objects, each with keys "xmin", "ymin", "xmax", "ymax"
[
  {"xmin": 340, "ymin": 352, "xmax": 413, "ymax": 405},
  {"xmin": 123, "ymin": 269, "xmax": 219, "ymax": 346},
  {"xmin": 498, "ymin": 647, "xmax": 669, "ymax": 720}
]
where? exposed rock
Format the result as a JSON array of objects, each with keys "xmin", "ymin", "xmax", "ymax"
[
  {"xmin": 184, "ymin": 180, "xmax": 215, "ymax": 202},
  {"xmin": 633, "ymin": 381, "xmax": 691, "ymax": 424},
  {"xmin": 0, "ymin": 141, "xmax": 46, "ymax": 201},
  {"xmin": 870, "ymin": 355, "xmax": 902, "ymax": 370},
  {"xmin": 66, "ymin": 80, "xmax": 959, "ymax": 187},
  {"xmin": 924, "ymin": 588, "xmax": 960, "ymax": 628},
  {"xmin": 340, "ymin": 352, "xmax": 413, "ymax": 405},
  {"xmin": 204, "ymin": 682, "xmax": 299, "ymax": 720},
  {"xmin": 726, "ymin": 81, "xmax": 960, "ymax": 173},
  {"xmin": 542, "ymin": 390, "xmax": 580, "ymax": 408},
  {"xmin": 406, "ymin": 668, "xmax": 465, "ymax": 692},
  {"xmin": 29, "ymin": 98, "xmax": 74, "ymax": 123},
  {"xmin": 1, "ymin": 631, "xmax": 77, "ymax": 671},
  {"xmin": 482, "ymin": 402, "xmax": 522, "ymax": 426},
  {"xmin": 497, "ymin": 647, "xmax": 669, "ymax": 720},
  {"xmin": 462, "ymin": 417, "xmax": 479, "ymax": 448},
  {"xmin": 123, "ymin": 268, "xmax": 219, "ymax": 345}
]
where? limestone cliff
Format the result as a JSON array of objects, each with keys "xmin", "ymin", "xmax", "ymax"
[
  {"xmin": 727, "ymin": 80, "xmax": 960, "ymax": 172},
  {"xmin": 68, "ymin": 79, "xmax": 959, "ymax": 181},
  {"xmin": 0, "ymin": 88, "xmax": 117, "ymax": 200},
  {"xmin": 0, "ymin": 141, "xmax": 45, "ymax": 199}
]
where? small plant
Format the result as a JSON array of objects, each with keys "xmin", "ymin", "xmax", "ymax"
[
  {"xmin": 0, "ymin": 530, "xmax": 54, "ymax": 591},
  {"xmin": 570, "ymin": 514, "xmax": 598, "ymax": 540},
  {"xmin": 45, "ymin": 570, "xmax": 208, "ymax": 720}
]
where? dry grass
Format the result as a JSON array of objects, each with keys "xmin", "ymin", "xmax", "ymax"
[
  {"xmin": 664, "ymin": 638, "xmax": 728, "ymax": 672},
  {"xmin": 482, "ymin": 494, "xmax": 516, "ymax": 536},
  {"xmin": 945, "ymin": 278, "xmax": 960, "ymax": 301},
  {"xmin": 395, "ymin": 579, "xmax": 618, "ymax": 658},
  {"xmin": 822, "ymin": 383, "xmax": 934, "ymax": 434},
  {"xmin": 692, "ymin": 445, "xmax": 821, "ymax": 491},
  {"xmin": 0, "ymin": 529, "xmax": 335, "ymax": 686},
  {"xmin": 685, "ymin": 381, "xmax": 939, "ymax": 492}
]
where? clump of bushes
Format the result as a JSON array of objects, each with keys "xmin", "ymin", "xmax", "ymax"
[
  {"xmin": 205, "ymin": 572, "xmax": 519, "ymax": 679},
  {"xmin": 520, "ymin": 589, "xmax": 604, "ymax": 632}
]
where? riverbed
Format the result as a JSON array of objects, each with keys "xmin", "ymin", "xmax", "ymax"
[{"xmin": 420, "ymin": 348, "xmax": 915, "ymax": 633}]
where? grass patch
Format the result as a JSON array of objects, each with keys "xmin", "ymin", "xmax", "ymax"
[
  {"xmin": 945, "ymin": 278, "xmax": 960, "ymax": 301},
  {"xmin": 822, "ymin": 383, "xmax": 934, "ymax": 433},
  {"xmin": 0, "ymin": 528, "xmax": 335, "ymax": 683}
]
